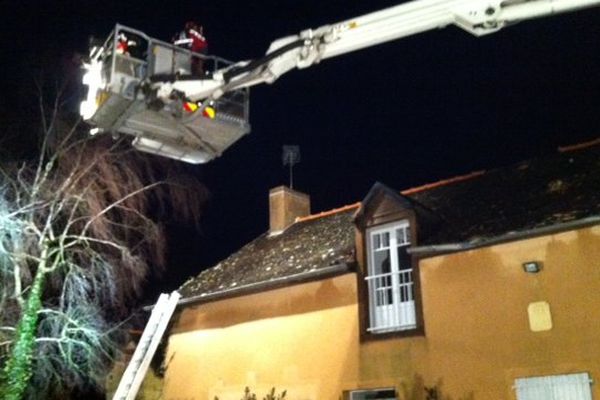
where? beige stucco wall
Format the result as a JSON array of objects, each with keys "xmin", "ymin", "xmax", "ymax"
[
  {"xmin": 162, "ymin": 225, "xmax": 600, "ymax": 400},
  {"xmin": 420, "ymin": 225, "xmax": 600, "ymax": 398}
]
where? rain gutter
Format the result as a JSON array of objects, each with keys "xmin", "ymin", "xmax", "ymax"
[
  {"xmin": 145, "ymin": 262, "xmax": 355, "ymax": 311},
  {"xmin": 408, "ymin": 215, "xmax": 600, "ymax": 258}
]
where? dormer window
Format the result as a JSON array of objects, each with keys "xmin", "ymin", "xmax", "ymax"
[{"xmin": 366, "ymin": 220, "xmax": 416, "ymax": 333}]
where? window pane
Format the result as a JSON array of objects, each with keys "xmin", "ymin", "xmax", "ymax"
[
  {"xmin": 396, "ymin": 247, "xmax": 413, "ymax": 302},
  {"xmin": 373, "ymin": 233, "xmax": 381, "ymax": 249},
  {"xmin": 396, "ymin": 246, "xmax": 411, "ymax": 270},
  {"xmin": 374, "ymin": 250, "xmax": 391, "ymax": 275},
  {"xmin": 382, "ymin": 232, "xmax": 390, "ymax": 247},
  {"xmin": 395, "ymin": 226, "xmax": 411, "ymax": 245},
  {"xmin": 375, "ymin": 282, "xmax": 393, "ymax": 306},
  {"xmin": 396, "ymin": 227, "xmax": 406, "ymax": 245},
  {"xmin": 372, "ymin": 249, "xmax": 392, "ymax": 305},
  {"xmin": 372, "ymin": 232, "xmax": 390, "ymax": 250}
]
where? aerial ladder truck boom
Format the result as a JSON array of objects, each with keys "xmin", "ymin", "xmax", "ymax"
[
  {"xmin": 201, "ymin": 0, "xmax": 600, "ymax": 98},
  {"xmin": 80, "ymin": 0, "xmax": 600, "ymax": 164}
]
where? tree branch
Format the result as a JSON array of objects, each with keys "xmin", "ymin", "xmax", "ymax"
[{"xmin": 80, "ymin": 181, "xmax": 163, "ymax": 237}]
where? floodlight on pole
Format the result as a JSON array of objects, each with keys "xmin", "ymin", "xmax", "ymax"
[{"xmin": 282, "ymin": 145, "xmax": 300, "ymax": 189}]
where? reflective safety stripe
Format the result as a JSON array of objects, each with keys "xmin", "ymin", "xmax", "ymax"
[
  {"xmin": 183, "ymin": 102, "xmax": 216, "ymax": 119},
  {"xmin": 183, "ymin": 102, "xmax": 198, "ymax": 112},
  {"xmin": 174, "ymin": 38, "xmax": 193, "ymax": 45},
  {"xmin": 203, "ymin": 106, "xmax": 216, "ymax": 119}
]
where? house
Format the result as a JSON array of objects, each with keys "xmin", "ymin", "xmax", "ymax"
[{"xmin": 158, "ymin": 139, "xmax": 600, "ymax": 400}]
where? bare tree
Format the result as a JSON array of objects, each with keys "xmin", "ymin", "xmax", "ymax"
[{"xmin": 0, "ymin": 88, "xmax": 205, "ymax": 399}]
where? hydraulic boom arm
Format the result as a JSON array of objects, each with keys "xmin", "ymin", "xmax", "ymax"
[{"xmin": 189, "ymin": 0, "xmax": 599, "ymax": 100}]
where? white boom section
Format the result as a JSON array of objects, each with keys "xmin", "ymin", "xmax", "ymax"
[
  {"xmin": 112, "ymin": 292, "xmax": 180, "ymax": 400},
  {"xmin": 172, "ymin": 0, "xmax": 599, "ymax": 101},
  {"xmin": 311, "ymin": 0, "xmax": 600, "ymax": 60}
]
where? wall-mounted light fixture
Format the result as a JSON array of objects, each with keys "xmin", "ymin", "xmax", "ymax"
[{"xmin": 523, "ymin": 261, "xmax": 542, "ymax": 273}]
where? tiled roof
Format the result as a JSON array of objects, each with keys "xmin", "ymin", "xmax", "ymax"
[
  {"xmin": 411, "ymin": 143, "xmax": 600, "ymax": 244},
  {"xmin": 179, "ymin": 208, "xmax": 356, "ymax": 298},
  {"xmin": 180, "ymin": 141, "xmax": 600, "ymax": 300}
]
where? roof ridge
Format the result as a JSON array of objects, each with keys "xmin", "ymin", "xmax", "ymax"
[
  {"xmin": 400, "ymin": 170, "xmax": 486, "ymax": 195},
  {"xmin": 295, "ymin": 202, "xmax": 361, "ymax": 223},
  {"xmin": 558, "ymin": 137, "xmax": 600, "ymax": 153},
  {"xmin": 295, "ymin": 171, "xmax": 486, "ymax": 223},
  {"xmin": 295, "ymin": 171, "xmax": 485, "ymax": 224}
]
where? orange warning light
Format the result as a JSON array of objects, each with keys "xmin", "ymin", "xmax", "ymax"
[{"xmin": 183, "ymin": 102, "xmax": 216, "ymax": 119}]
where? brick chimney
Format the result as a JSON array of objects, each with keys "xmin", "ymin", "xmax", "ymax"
[{"xmin": 269, "ymin": 186, "xmax": 310, "ymax": 235}]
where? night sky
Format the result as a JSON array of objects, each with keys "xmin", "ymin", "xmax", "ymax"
[{"xmin": 1, "ymin": 1, "xmax": 599, "ymax": 297}]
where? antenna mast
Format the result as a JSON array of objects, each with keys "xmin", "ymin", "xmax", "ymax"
[{"xmin": 282, "ymin": 145, "xmax": 300, "ymax": 189}]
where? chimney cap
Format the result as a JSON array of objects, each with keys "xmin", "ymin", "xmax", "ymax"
[{"xmin": 269, "ymin": 185, "xmax": 309, "ymax": 198}]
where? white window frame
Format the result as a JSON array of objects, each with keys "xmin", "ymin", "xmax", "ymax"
[
  {"xmin": 366, "ymin": 220, "xmax": 416, "ymax": 334},
  {"xmin": 514, "ymin": 372, "xmax": 593, "ymax": 400},
  {"xmin": 349, "ymin": 387, "xmax": 396, "ymax": 400}
]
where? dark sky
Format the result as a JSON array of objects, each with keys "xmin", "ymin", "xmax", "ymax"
[{"xmin": 1, "ymin": 1, "xmax": 599, "ymax": 296}]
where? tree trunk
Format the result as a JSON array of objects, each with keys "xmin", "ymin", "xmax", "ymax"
[{"xmin": 1, "ymin": 257, "xmax": 47, "ymax": 400}]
